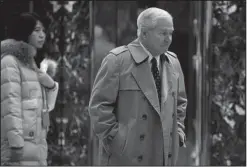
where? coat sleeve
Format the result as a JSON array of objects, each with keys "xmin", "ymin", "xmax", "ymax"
[
  {"xmin": 89, "ymin": 53, "xmax": 120, "ymax": 154},
  {"xmin": 175, "ymin": 57, "xmax": 188, "ymax": 147},
  {"xmin": 46, "ymin": 81, "xmax": 59, "ymax": 112},
  {"xmin": 1, "ymin": 55, "xmax": 24, "ymax": 148}
]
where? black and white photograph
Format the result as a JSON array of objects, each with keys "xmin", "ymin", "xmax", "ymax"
[{"xmin": 0, "ymin": 0, "xmax": 246, "ymax": 166}]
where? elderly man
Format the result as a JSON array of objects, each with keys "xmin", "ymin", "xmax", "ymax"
[{"xmin": 89, "ymin": 7, "xmax": 187, "ymax": 166}]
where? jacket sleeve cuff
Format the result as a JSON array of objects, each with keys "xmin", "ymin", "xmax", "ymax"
[
  {"xmin": 46, "ymin": 82, "xmax": 59, "ymax": 112},
  {"xmin": 10, "ymin": 147, "xmax": 24, "ymax": 162},
  {"xmin": 44, "ymin": 81, "xmax": 56, "ymax": 90},
  {"xmin": 7, "ymin": 131, "xmax": 24, "ymax": 148},
  {"xmin": 178, "ymin": 128, "xmax": 186, "ymax": 148}
]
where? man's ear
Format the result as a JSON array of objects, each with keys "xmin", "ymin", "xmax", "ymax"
[
  {"xmin": 142, "ymin": 31, "xmax": 147, "ymax": 38},
  {"xmin": 142, "ymin": 29, "xmax": 150, "ymax": 39}
]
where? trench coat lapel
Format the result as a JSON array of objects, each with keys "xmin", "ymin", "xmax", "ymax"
[
  {"xmin": 127, "ymin": 39, "xmax": 161, "ymax": 114},
  {"xmin": 161, "ymin": 52, "xmax": 179, "ymax": 103}
]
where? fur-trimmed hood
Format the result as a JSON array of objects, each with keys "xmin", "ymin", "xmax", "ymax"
[{"xmin": 1, "ymin": 39, "xmax": 37, "ymax": 69}]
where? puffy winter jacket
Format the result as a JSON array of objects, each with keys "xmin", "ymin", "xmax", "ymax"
[{"xmin": 1, "ymin": 39, "xmax": 58, "ymax": 165}]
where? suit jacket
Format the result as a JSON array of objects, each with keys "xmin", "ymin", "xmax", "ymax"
[{"xmin": 89, "ymin": 39, "xmax": 187, "ymax": 166}]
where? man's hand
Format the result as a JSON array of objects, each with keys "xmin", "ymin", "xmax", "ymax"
[{"xmin": 178, "ymin": 131, "xmax": 186, "ymax": 147}]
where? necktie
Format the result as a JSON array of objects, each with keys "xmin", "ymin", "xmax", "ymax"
[{"xmin": 151, "ymin": 57, "xmax": 161, "ymax": 105}]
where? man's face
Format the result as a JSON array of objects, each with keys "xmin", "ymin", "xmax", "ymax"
[
  {"xmin": 144, "ymin": 17, "xmax": 174, "ymax": 56},
  {"xmin": 28, "ymin": 21, "xmax": 46, "ymax": 49}
]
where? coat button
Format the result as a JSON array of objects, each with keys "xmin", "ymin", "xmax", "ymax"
[
  {"xmin": 29, "ymin": 131, "xmax": 34, "ymax": 137},
  {"xmin": 140, "ymin": 134, "xmax": 145, "ymax": 141},
  {"xmin": 142, "ymin": 114, "xmax": 147, "ymax": 120},
  {"xmin": 137, "ymin": 155, "xmax": 143, "ymax": 162},
  {"xmin": 172, "ymin": 113, "xmax": 175, "ymax": 118},
  {"xmin": 142, "ymin": 95, "xmax": 146, "ymax": 100},
  {"xmin": 170, "ymin": 132, "xmax": 172, "ymax": 136},
  {"xmin": 107, "ymin": 135, "xmax": 114, "ymax": 142},
  {"xmin": 168, "ymin": 153, "xmax": 172, "ymax": 158}
]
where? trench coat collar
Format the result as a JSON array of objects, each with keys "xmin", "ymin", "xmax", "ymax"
[
  {"xmin": 127, "ymin": 39, "xmax": 148, "ymax": 64},
  {"xmin": 127, "ymin": 39, "xmax": 179, "ymax": 114},
  {"xmin": 127, "ymin": 39, "xmax": 171, "ymax": 65},
  {"xmin": 127, "ymin": 39, "xmax": 161, "ymax": 114}
]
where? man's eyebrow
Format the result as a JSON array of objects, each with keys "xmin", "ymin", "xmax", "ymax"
[
  {"xmin": 167, "ymin": 28, "xmax": 174, "ymax": 31},
  {"xmin": 35, "ymin": 25, "xmax": 45, "ymax": 29},
  {"xmin": 161, "ymin": 28, "xmax": 174, "ymax": 32}
]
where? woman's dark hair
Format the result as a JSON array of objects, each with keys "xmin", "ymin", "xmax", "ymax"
[
  {"xmin": 7, "ymin": 12, "xmax": 49, "ymax": 43},
  {"xmin": 7, "ymin": 12, "xmax": 50, "ymax": 67}
]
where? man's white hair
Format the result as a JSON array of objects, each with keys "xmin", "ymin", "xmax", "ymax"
[{"xmin": 137, "ymin": 7, "xmax": 173, "ymax": 37}]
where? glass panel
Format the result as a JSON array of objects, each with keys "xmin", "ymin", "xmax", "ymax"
[
  {"xmin": 156, "ymin": 2, "xmax": 194, "ymax": 165},
  {"xmin": 92, "ymin": 1, "xmax": 117, "ymax": 79},
  {"xmin": 116, "ymin": 1, "xmax": 137, "ymax": 46},
  {"xmin": 34, "ymin": 1, "xmax": 91, "ymax": 165},
  {"xmin": 0, "ymin": 1, "xmax": 29, "ymax": 40}
]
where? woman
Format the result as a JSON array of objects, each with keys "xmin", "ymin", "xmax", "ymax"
[{"xmin": 1, "ymin": 12, "xmax": 59, "ymax": 166}]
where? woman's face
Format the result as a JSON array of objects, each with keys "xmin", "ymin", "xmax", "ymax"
[{"xmin": 28, "ymin": 20, "xmax": 46, "ymax": 49}]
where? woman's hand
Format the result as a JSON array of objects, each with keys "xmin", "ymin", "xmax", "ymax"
[
  {"xmin": 40, "ymin": 58, "xmax": 58, "ymax": 78},
  {"xmin": 37, "ymin": 71, "xmax": 56, "ymax": 89}
]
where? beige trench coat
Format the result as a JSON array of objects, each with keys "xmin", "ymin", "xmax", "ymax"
[{"xmin": 89, "ymin": 39, "xmax": 187, "ymax": 166}]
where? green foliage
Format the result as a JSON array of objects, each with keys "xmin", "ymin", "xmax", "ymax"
[
  {"xmin": 41, "ymin": 1, "xmax": 91, "ymax": 166},
  {"xmin": 211, "ymin": 1, "xmax": 246, "ymax": 165}
]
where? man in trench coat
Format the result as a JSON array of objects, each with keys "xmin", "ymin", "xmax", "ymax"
[{"xmin": 89, "ymin": 7, "xmax": 187, "ymax": 166}]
